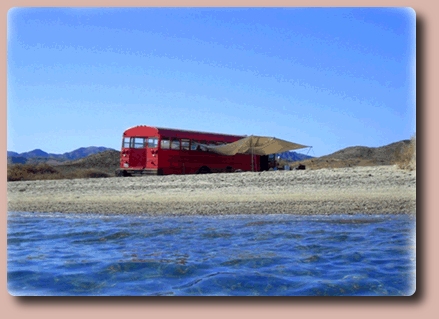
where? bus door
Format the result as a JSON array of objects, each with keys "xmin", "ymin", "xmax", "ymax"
[
  {"xmin": 129, "ymin": 137, "xmax": 147, "ymax": 168},
  {"xmin": 146, "ymin": 137, "xmax": 159, "ymax": 169}
]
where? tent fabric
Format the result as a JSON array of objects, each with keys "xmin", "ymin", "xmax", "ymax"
[{"xmin": 205, "ymin": 135, "xmax": 308, "ymax": 156}]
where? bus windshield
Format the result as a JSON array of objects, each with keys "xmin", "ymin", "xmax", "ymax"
[
  {"xmin": 122, "ymin": 137, "xmax": 147, "ymax": 149},
  {"xmin": 122, "ymin": 137, "xmax": 159, "ymax": 149}
]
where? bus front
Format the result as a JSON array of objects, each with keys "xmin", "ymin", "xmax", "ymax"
[{"xmin": 117, "ymin": 135, "xmax": 159, "ymax": 176}]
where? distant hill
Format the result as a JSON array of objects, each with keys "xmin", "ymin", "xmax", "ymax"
[
  {"xmin": 7, "ymin": 149, "xmax": 121, "ymax": 181},
  {"xmin": 8, "ymin": 156, "xmax": 27, "ymax": 164},
  {"xmin": 277, "ymin": 151, "xmax": 314, "ymax": 162},
  {"xmin": 62, "ymin": 147, "xmax": 115, "ymax": 160},
  {"xmin": 319, "ymin": 140, "xmax": 411, "ymax": 163},
  {"xmin": 294, "ymin": 140, "xmax": 412, "ymax": 170},
  {"xmin": 7, "ymin": 146, "xmax": 116, "ymax": 164},
  {"xmin": 19, "ymin": 149, "xmax": 51, "ymax": 158},
  {"xmin": 54, "ymin": 150, "xmax": 121, "ymax": 176},
  {"xmin": 7, "ymin": 151, "xmax": 20, "ymax": 157}
]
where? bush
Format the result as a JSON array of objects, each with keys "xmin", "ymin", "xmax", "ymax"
[
  {"xmin": 7, "ymin": 164, "xmax": 110, "ymax": 181},
  {"xmin": 7, "ymin": 163, "xmax": 62, "ymax": 181}
]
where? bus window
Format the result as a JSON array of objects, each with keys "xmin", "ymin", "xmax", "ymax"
[
  {"xmin": 181, "ymin": 139, "xmax": 190, "ymax": 150},
  {"xmin": 190, "ymin": 140, "xmax": 199, "ymax": 151},
  {"xmin": 148, "ymin": 137, "xmax": 158, "ymax": 148},
  {"xmin": 171, "ymin": 138, "xmax": 180, "ymax": 150},
  {"xmin": 122, "ymin": 137, "xmax": 130, "ymax": 148},
  {"xmin": 160, "ymin": 137, "xmax": 170, "ymax": 149},
  {"xmin": 132, "ymin": 137, "xmax": 146, "ymax": 149},
  {"xmin": 199, "ymin": 141, "xmax": 208, "ymax": 151}
]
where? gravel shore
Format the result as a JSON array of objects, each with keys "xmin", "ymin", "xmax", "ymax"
[{"xmin": 7, "ymin": 165, "xmax": 416, "ymax": 216}]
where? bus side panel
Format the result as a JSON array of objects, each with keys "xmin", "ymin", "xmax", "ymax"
[
  {"xmin": 157, "ymin": 150, "xmax": 257, "ymax": 174},
  {"xmin": 139, "ymin": 127, "xmax": 263, "ymax": 175}
]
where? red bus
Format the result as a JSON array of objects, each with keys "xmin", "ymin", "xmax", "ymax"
[{"xmin": 116, "ymin": 125, "xmax": 275, "ymax": 176}]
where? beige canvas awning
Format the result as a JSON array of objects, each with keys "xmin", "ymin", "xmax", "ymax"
[{"xmin": 205, "ymin": 135, "xmax": 308, "ymax": 156}]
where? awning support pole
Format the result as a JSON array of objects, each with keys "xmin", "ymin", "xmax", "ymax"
[{"xmin": 251, "ymin": 138, "xmax": 254, "ymax": 172}]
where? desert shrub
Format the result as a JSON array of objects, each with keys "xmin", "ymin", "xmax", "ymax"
[
  {"xmin": 7, "ymin": 165, "xmax": 25, "ymax": 181},
  {"xmin": 7, "ymin": 164, "xmax": 109, "ymax": 181},
  {"xmin": 7, "ymin": 163, "xmax": 62, "ymax": 181},
  {"xmin": 396, "ymin": 134, "xmax": 416, "ymax": 170}
]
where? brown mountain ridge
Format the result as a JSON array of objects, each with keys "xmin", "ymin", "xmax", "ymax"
[{"xmin": 293, "ymin": 140, "xmax": 413, "ymax": 170}]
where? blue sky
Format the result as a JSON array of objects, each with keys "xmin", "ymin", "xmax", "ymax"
[{"xmin": 7, "ymin": 7, "xmax": 416, "ymax": 156}]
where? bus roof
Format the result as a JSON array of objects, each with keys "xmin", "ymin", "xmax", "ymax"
[{"xmin": 124, "ymin": 125, "xmax": 246, "ymax": 139}]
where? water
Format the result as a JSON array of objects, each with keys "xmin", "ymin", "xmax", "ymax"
[{"xmin": 7, "ymin": 212, "xmax": 416, "ymax": 296}]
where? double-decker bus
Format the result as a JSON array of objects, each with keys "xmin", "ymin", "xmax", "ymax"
[{"xmin": 116, "ymin": 125, "xmax": 276, "ymax": 176}]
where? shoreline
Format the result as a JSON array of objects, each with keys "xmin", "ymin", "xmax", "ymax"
[{"xmin": 7, "ymin": 165, "xmax": 416, "ymax": 216}]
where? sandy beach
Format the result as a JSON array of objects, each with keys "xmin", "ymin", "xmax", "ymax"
[{"xmin": 7, "ymin": 165, "xmax": 416, "ymax": 216}]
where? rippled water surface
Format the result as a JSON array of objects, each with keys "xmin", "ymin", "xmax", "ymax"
[{"xmin": 8, "ymin": 212, "xmax": 416, "ymax": 296}]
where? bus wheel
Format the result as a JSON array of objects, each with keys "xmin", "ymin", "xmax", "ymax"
[
  {"xmin": 197, "ymin": 166, "xmax": 211, "ymax": 174},
  {"xmin": 226, "ymin": 166, "xmax": 233, "ymax": 173},
  {"xmin": 120, "ymin": 170, "xmax": 129, "ymax": 177}
]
